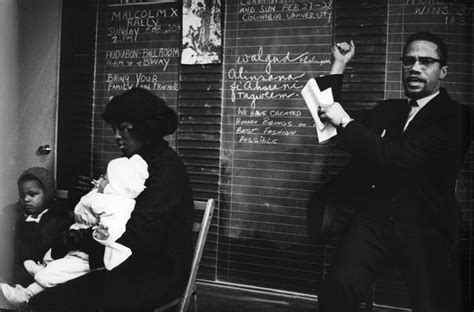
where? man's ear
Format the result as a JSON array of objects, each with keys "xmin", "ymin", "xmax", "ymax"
[{"xmin": 439, "ymin": 65, "xmax": 448, "ymax": 80}]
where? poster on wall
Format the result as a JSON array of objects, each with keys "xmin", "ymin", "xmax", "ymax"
[{"xmin": 181, "ymin": 0, "xmax": 222, "ymax": 64}]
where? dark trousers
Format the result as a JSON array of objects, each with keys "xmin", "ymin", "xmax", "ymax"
[{"xmin": 318, "ymin": 214, "xmax": 462, "ymax": 312}]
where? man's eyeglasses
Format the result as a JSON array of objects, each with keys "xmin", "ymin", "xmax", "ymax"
[{"xmin": 400, "ymin": 56, "xmax": 443, "ymax": 68}]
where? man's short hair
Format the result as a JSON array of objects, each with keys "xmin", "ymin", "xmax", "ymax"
[{"xmin": 403, "ymin": 32, "xmax": 448, "ymax": 66}]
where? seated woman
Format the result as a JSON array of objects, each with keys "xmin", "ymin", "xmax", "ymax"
[{"xmin": 28, "ymin": 87, "xmax": 195, "ymax": 311}]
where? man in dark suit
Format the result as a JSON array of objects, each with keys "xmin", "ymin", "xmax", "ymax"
[{"xmin": 315, "ymin": 32, "xmax": 472, "ymax": 312}]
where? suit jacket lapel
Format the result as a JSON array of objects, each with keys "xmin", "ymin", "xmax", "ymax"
[
  {"xmin": 383, "ymin": 99, "xmax": 411, "ymax": 138},
  {"xmin": 404, "ymin": 89, "xmax": 447, "ymax": 135}
]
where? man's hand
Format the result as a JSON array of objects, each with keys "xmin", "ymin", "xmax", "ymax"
[
  {"xmin": 330, "ymin": 40, "xmax": 355, "ymax": 75},
  {"xmin": 318, "ymin": 102, "xmax": 351, "ymax": 127}
]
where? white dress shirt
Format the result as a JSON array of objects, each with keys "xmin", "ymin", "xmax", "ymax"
[
  {"xmin": 403, "ymin": 91, "xmax": 439, "ymax": 131},
  {"xmin": 24, "ymin": 209, "xmax": 49, "ymax": 223}
]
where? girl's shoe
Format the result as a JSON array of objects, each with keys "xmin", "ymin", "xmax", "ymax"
[{"xmin": 0, "ymin": 283, "xmax": 30, "ymax": 308}]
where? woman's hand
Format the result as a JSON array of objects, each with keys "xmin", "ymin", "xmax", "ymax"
[
  {"xmin": 50, "ymin": 229, "xmax": 85, "ymax": 259},
  {"xmin": 330, "ymin": 40, "xmax": 355, "ymax": 75},
  {"xmin": 73, "ymin": 175, "xmax": 94, "ymax": 193},
  {"xmin": 67, "ymin": 174, "xmax": 94, "ymax": 206}
]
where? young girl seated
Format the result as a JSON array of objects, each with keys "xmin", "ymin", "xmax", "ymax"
[
  {"xmin": 0, "ymin": 167, "xmax": 72, "ymax": 287},
  {"xmin": 1, "ymin": 155, "xmax": 149, "ymax": 307}
]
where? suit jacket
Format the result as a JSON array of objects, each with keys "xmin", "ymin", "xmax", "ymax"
[{"xmin": 308, "ymin": 82, "xmax": 471, "ymax": 244}]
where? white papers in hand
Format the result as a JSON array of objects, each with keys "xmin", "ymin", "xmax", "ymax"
[{"xmin": 301, "ymin": 78, "xmax": 338, "ymax": 143}]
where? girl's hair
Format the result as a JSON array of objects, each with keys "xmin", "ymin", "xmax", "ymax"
[
  {"xmin": 17, "ymin": 167, "xmax": 56, "ymax": 206},
  {"xmin": 102, "ymin": 88, "xmax": 178, "ymax": 144}
]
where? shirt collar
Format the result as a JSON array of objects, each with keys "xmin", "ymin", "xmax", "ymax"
[
  {"xmin": 24, "ymin": 209, "xmax": 48, "ymax": 223},
  {"xmin": 410, "ymin": 91, "xmax": 439, "ymax": 109}
]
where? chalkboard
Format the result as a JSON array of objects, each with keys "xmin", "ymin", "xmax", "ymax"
[
  {"xmin": 92, "ymin": 0, "xmax": 181, "ymax": 176},
  {"xmin": 219, "ymin": 1, "xmax": 334, "ymax": 293}
]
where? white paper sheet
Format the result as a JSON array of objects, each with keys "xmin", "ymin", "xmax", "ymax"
[{"xmin": 301, "ymin": 78, "xmax": 338, "ymax": 143}]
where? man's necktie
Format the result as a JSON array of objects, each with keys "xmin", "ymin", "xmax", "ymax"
[{"xmin": 404, "ymin": 99, "xmax": 419, "ymax": 131}]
